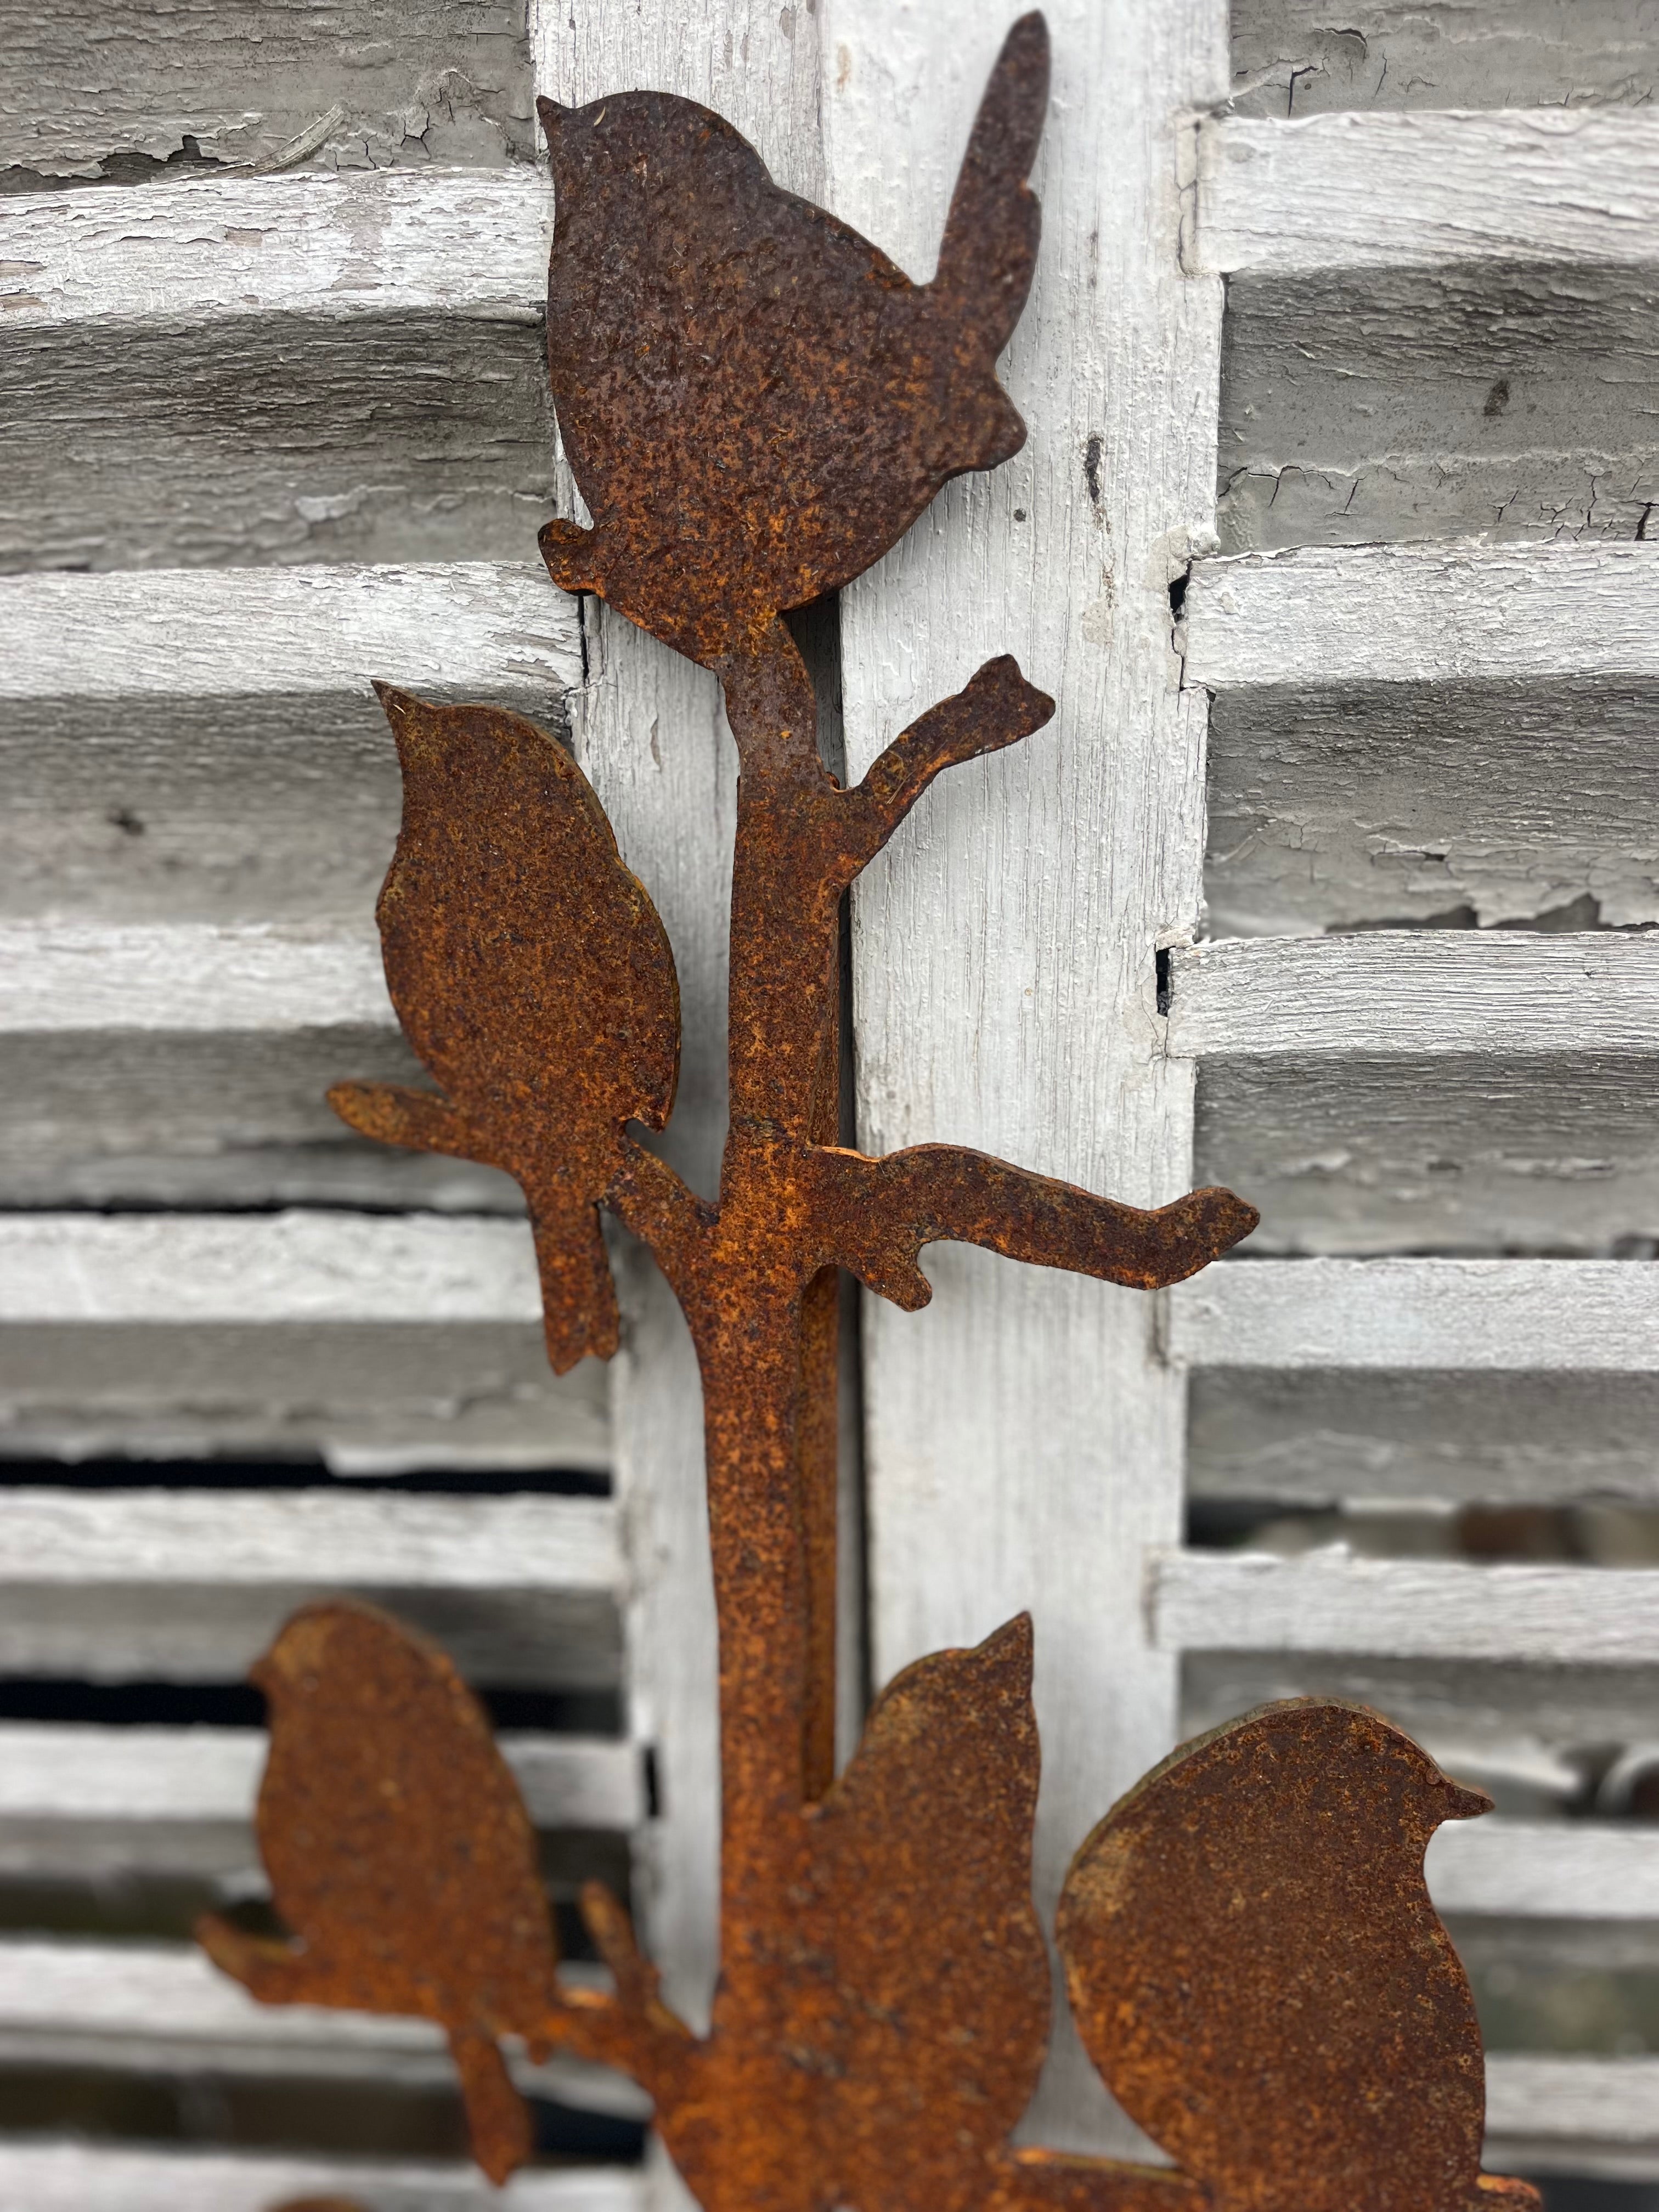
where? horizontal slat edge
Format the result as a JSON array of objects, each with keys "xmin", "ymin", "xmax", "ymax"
[
  {"xmin": 1167, "ymin": 1259, "xmax": 1659, "ymax": 1373},
  {"xmin": 1152, "ymin": 1549, "xmax": 1659, "ymax": 1664},
  {"xmin": 1427, "ymin": 1817, "xmax": 1659, "ymax": 1921},
  {"xmin": 0, "ymin": 923, "xmax": 392, "ymax": 1033},
  {"xmin": 0, "ymin": 1212, "xmax": 541, "ymax": 1324},
  {"xmin": 1197, "ymin": 108, "xmax": 1659, "ymax": 275},
  {"xmin": 1166, "ymin": 933, "xmax": 1659, "ymax": 1059},
  {"xmin": 0, "ymin": 167, "xmax": 552, "ymax": 330},
  {"xmin": 0, "ymin": 561, "xmax": 581, "ymax": 701},
  {"xmin": 0, "ymin": 1724, "xmax": 642, "ymax": 1831},
  {"xmin": 0, "ymin": 1488, "xmax": 619, "ymax": 1592},
  {"xmin": 1486, "ymin": 2056, "xmax": 1659, "ymax": 2168},
  {"xmin": 1186, "ymin": 542, "xmax": 1659, "ymax": 689},
  {"xmin": 0, "ymin": 2136, "xmax": 645, "ymax": 2209}
]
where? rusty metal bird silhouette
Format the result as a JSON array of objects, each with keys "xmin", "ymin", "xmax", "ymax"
[
  {"xmin": 1057, "ymin": 1700, "xmax": 1540, "ymax": 2212},
  {"xmin": 537, "ymin": 12, "xmax": 1051, "ymax": 669},
  {"xmin": 196, "ymin": 1603, "xmax": 560, "ymax": 2186}
]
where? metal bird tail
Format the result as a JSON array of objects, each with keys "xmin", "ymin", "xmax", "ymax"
[
  {"xmin": 528, "ymin": 1188, "xmax": 622, "ymax": 1373},
  {"xmin": 934, "ymin": 11, "xmax": 1049, "ymax": 352},
  {"xmin": 449, "ymin": 2024, "xmax": 534, "ymax": 2186}
]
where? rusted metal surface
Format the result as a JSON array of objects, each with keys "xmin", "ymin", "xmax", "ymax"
[
  {"xmin": 197, "ymin": 1602, "xmax": 559, "ymax": 2187},
  {"xmin": 328, "ymin": 685, "xmax": 680, "ymax": 1377},
  {"xmin": 538, "ymin": 13, "xmax": 1048, "ymax": 672},
  {"xmin": 1058, "ymin": 1702, "xmax": 1538, "ymax": 2212},
  {"xmin": 187, "ymin": 13, "xmax": 1501, "ymax": 2207}
]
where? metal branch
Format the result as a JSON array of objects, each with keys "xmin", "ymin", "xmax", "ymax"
[
  {"xmin": 806, "ymin": 1142, "xmax": 1260, "ymax": 1302},
  {"xmin": 845, "ymin": 654, "xmax": 1055, "ymax": 859}
]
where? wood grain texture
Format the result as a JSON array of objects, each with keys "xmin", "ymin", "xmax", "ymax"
[
  {"xmin": 0, "ymin": 0, "xmax": 537, "ymax": 178},
  {"xmin": 1168, "ymin": 933, "xmax": 1659, "ymax": 1057},
  {"xmin": 1217, "ymin": 266, "xmax": 1659, "ymax": 555},
  {"xmin": 1205, "ymin": 680, "xmax": 1659, "ymax": 935},
  {"xmin": 1187, "ymin": 540, "xmax": 1659, "ymax": 687},
  {"xmin": 0, "ymin": 1212, "xmax": 541, "ymax": 1322},
  {"xmin": 0, "ymin": 1488, "xmax": 621, "ymax": 1683},
  {"xmin": 1170, "ymin": 1256, "xmax": 1659, "ymax": 1370},
  {"xmin": 0, "ymin": 1578, "xmax": 619, "ymax": 1690},
  {"xmin": 0, "ymin": 1722, "xmax": 641, "ymax": 1829},
  {"xmin": 1426, "ymin": 1816, "xmax": 1659, "ymax": 1921},
  {"xmin": 0, "ymin": 2139, "xmax": 644, "ymax": 2211},
  {"xmin": 0, "ymin": 1487, "xmax": 618, "ymax": 1589},
  {"xmin": 1198, "ymin": 107, "xmax": 1659, "ymax": 274},
  {"xmin": 1, "ymin": 169, "xmax": 549, "ymax": 329},
  {"xmin": 1195, "ymin": 1056, "xmax": 1659, "ymax": 1259},
  {"xmin": 3, "ymin": 313, "xmax": 557, "ymax": 575},
  {"xmin": 0, "ymin": 927, "xmax": 442, "ymax": 1212},
  {"xmin": 1486, "ymin": 2056, "xmax": 1659, "ymax": 2177},
  {"xmin": 1154, "ymin": 1549, "xmax": 1659, "ymax": 1662},
  {"xmin": 0, "ymin": 561, "xmax": 579, "ymax": 699},
  {"xmin": 823, "ymin": 0, "xmax": 1223, "ymax": 2155},
  {"xmin": 0, "ymin": 1031, "xmax": 522, "ymax": 1213},
  {"xmin": 0, "ymin": 1316, "xmax": 608, "ymax": 1473},
  {"xmin": 1230, "ymin": 2, "xmax": 1659, "ymax": 119},
  {"xmin": 0, "ymin": 923, "xmax": 391, "ymax": 1030},
  {"xmin": 1189, "ymin": 1369, "xmax": 1659, "ymax": 1506}
]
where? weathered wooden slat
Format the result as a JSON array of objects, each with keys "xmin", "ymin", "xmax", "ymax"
[
  {"xmin": 1167, "ymin": 933, "xmax": 1659, "ymax": 1060},
  {"xmin": 1169, "ymin": 1257, "xmax": 1659, "ymax": 1373},
  {"xmin": 1187, "ymin": 541, "xmax": 1659, "ymax": 689},
  {"xmin": 0, "ymin": 1314, "xmax": 608, "ymax": 1477},
  {"xmin": 0, "ymin": 1311, "xmax": 607, "ymax": 1477},
  {"xmin": 1189, "ymin": 1369, "xmax": 1659, "ymax": 1508},
  {"xmin": 0, "ymin": 1580, "xmax": 618, "ymax": 1692},
  {"xmin": 1197, "ymin": 108, "xmax": 1659, "ymax": 274},
  {"xmin": 1205, "ymin": 678, "xmax": 1659, "ymax": 935},
  {"xmin": 0, "ymin": 1212, "xmax": 538, "ymax": 1324},
  {"xmin": 0, "ymin": 560, "xmax": 579, "ymax": 700},
  {"xmin": 1486, "ymin": 2056, "xmax": 1659, "ymax": 2177},
  {"xmin": 0, "ymin": 1032, "xmax": 514, "ymax": 1212},
  {"xmin": 1217, "ymin": 266, "xmax": 1659, "ymax": 558},
  {"xmin": 0, "ymin": 0, "xmax": 535, "ymax": 180},
  {"xmin": 1154, "ymin": 1550, "xmax": 1659, "ymax": 1664},
  {"xmin": 0, "ymin": 1465, "xmax": 619, "ymax": 1682},
  {"xmin": 0, "ymin": 1723, "xmax": 641, "ymax": 1831},
  {"xmin": 1, "ymin": 170, "xmax": 550, "ymax": 330},
  {"xmin": 1229, "ymin": 2, "xmax": 1659, "ymax": 120},
  {"xmin": 0, "ymin": 923, "xmax": 391, "ymax": 1033},
  {"xmin": 1195, "ymin": 1055, "xmax": 1659, "ymax": 1262},
  {"xmin": 2, "ymin": 312, "xmax": 557, "ymax": 578},
  {"xmin": 0, "ymin": 566, "xmax": 579, "ymax": 932},
  {"xmin": 0, "ymin": 2138, "xmax": 645, "ymax": 2211},
  {"xmin": 1427, "ymin": 1817, "xmax": 1659, "ymax": 1921},
  {"xmin": 0, "ymin": 1487, "xmax": 616, "ymax": 1592}
]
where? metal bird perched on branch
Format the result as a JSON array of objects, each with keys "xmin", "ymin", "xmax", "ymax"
[
  {"xmin": 198, "ymin": 16, "xmax": 1528, "ymax": 2212},
  {"xmin": 537, "ymin": 10, "xmax": 1050, "ymax": 669}
]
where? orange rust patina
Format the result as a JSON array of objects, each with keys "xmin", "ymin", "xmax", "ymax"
[{"xmin": 198, "ymin": 17, "xmax": 1529, "ymax": 2212}]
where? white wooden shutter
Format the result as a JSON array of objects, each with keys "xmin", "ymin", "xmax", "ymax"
[
  {"xmin": 5, "ymin": 0, "xmax": 1658, "ymax": 2204},
  {"xmin": 1163, "ymin": 7, "xmax": 1659, "ymax": 2186}
]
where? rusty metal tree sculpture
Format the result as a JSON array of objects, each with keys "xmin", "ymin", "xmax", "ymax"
[{"xmin": 200, "ymin": 19, "xmax": 1537, "ymax": 2211}]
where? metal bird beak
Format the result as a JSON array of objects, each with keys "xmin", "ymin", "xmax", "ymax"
[{"xmin": 1433, "ymin": 1773, "xmax": 1494, "ymax": 1824}]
